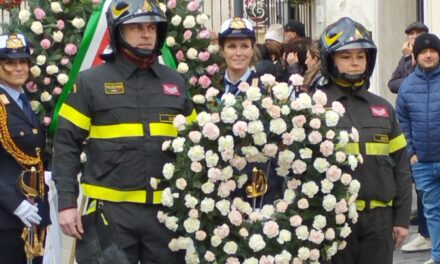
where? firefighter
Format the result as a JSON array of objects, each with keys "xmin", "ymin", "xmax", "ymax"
[
  {"xmin": 52, "ymin": 0, "xmax": 195, "ymax": 263},
  {"xmin": 0, "ymin": 32, "xmax": 49, "ymax": 264},
  {"xmin": 318, "ymin": 17, "xmax": 412, "ymax": 264}
]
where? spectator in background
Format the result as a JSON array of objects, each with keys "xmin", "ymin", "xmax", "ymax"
[
  {"xmin": 283, "ymin": 37, "xmax": 311, "ymax": 82},
  {"xmin": 302, "ymin": 40, "xmax": 322, "ymax": 94},
  {"xmin": 284, "ymin": 19, "xmax": 306, "ymax": 42},
  {"xmin": 388, "ymin": 21, "xmax": 429, "ymax": 93},
  {"xmin": 255, "ymin": 24, "xmax": 284, "ymax": 81},
  {"xmin": 389, "ymin": 21, "xmax": 432, "ymax": 255},
  {"xmin": 396, "ymin": 33, "xmax": 440, "ymax": 264}
]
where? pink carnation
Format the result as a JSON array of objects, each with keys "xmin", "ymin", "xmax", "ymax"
[
  {"xmin": 275, "ymin": 200, "xmax": 288, "ymax": 213},
  {"xmin": 297, "ymin": 198, "xmax": 309, "ymax": 209},
  {"xmin": 238, "ymin": 81, "xmax": 250, "ymax": 92},
  {"xmin": 64, "ymin": 43, "xmax": 78, "ymax": 56},
  {"xmin": 206, "ymin": 63, "xmax": 220, "ymax": 75},
  {"xmin": 52, "ymin": 87, "xmax": 62, "ymax": 95},
  {"xmin": 263, "ymin": 221, "xmax": 279, "ymax": 238},
  {"xmin": 259, "ymin": 255, "xmax": 275, "ymax": 264},
  {"xmin": 309, "ymin": 229, "xmax": 325, "ymax": 244},
  {"xmin": 267, "ymin": 105, "xmax": 281, "ymax": 118},
  {"xmin": 335, "ymin": 214, "xmax": 346, "ymax": 224},
  {"xmin": 198, "ymin": 29, "xmax": 211, "ymax": 39},
  {"xmin": 216, "ymin": 224, "xmax": 230, "ymax": 239},
  {"xmin": 43, "ymin": 77, "xmax": 51, "ymax": 85},
  {"xmin": 167, "ymin": 0, "xmax": 177, "ymax": 9},
  {"xmin": 282, "ymin": 131, "xmax": 294, "ymax": 146},
  {"xmin": 40, "ymin": 39, "xmax": 51, "ymax": 50},
  {"xmin": 188, "ymin": 131, "xmax": 202, "ymax": 143},
  {"xmin": 195, "ymin": 230, "xmax": 206, "ymax": 241},
  {"xmin": 175, "ymin": 50, "xmax": 184, "ymax": 61},
  {"xmin": 56, "ymin": 19, "xmax": 65, "ymax": 30},
  {"xmin": 207, "ymin": 168, "xmax": 222, "ymax": 182},
  {"xmin": 60, "ymin": 58, "xmax": 70, "ymax": 65},
  {"xmin": 262, "ymin": 143, "xmax": 278, "ymax": 158},
  {"xmin": 202, "ymin": 122, "xmax": 220, "ymax": 140},
  {"xmin": 292, "ymin": 115, "xmax": 307, "ymax": 128},
  {"xmin": 308, "ymin": 131, "xmax": 323, "ymax": 144},
  {"xmin": 187, "ymin": 0, "xmax": 201, "ymax": 12},
  {"xmin": 229, "ymin": 155, "xmax": 246, "ymax": 171},
  {"xmin": 320, "ymin": 140, "xmax": 334, "ymax": 157},
  {"xmin": 189, "ymin": 76, "xmax": 198, "ymax": 86},
  {"xmin": 228, "ymin": 210, "xmax": 243, "ymax": 226},
  {"xmin": 198, "ymin": 51, "xmax": 210, "ymax": 62},
  {"xmin": 326, "ymin": 165, "xmax": 342, "ymax": 182},
  {"xmin": 290, "ymin": 215, "xmax": 303, "ymax": 227},
  {"xmin": 26, "ymin": 81, "xmax": 38, "ymax": 93},
  {"xmin": 33, "ymin": 8, "xmax": 46, "ymax": 21},
  {"xmin": 232, "ymin": 121, "xmax": 248, "ymax": 138},
  {"xmin": 335, "ymin": 199, "xmax": 348, "ymax": 214},
  {"xmin": 183, "ymin": 30, "xmax": 193, "ymax": 41},
  {"xmin": 198, "ymin": 75, "xmax": 211, "ymax": 89}
]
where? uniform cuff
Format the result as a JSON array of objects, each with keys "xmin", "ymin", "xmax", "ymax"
[{"xmin": 58, "ymin": 192, "xmax": 78, "ymax": 211}]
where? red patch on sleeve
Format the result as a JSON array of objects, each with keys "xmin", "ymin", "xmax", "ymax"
[
  {"xmin": 162, "ymin": 83, "xmax": 180, "ymax": 96},
  {"xmin": 370, "ymin": 106, "xmax": 389, "ymax": 118}
]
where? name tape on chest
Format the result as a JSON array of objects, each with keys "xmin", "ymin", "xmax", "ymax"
[
  {"xmin": 163, "ymin": 83, "xmax": 180, "ymax": 96},
  {"xmin": 104, "ymin": 82, "xmax": 125, "ymax": 94},
  {"xmin": 0, "ymin": 94, "xmax": 10, "ymax": 105},
  {"xmin": 370, "ymin": 106, "xmax": 389, "ymax": 118}
]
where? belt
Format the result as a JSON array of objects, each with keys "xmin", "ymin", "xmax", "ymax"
[
  {"xmin": 355, "ymin": 199, "xmax": 393, "ymax": 211},
  {"xmin": 81, "ymin": 183, "xmax": 163, "ymax": 204}
]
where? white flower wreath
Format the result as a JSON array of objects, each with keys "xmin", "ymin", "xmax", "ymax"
[{"xmin": 160, "ymin": 76, "xmax": 362, "ymax": 264}]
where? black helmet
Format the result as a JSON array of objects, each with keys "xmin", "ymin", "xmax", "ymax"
[
  {"xmin": 0, "ymin": 33, "xmax": 31, "ymax": 60},
  {"xmin": 106, "ymin": 0, "xmax": 167, "ymax": 57},
  {"xmin": 218, "ymin": 17, "xmax": 256, "ymax": 47},
  {"xmin": 319, "ymin": 17, "xmax": 377, "ymax": 85}
]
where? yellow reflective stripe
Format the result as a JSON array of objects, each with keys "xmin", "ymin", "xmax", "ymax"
[
  {"xmin": 389, "ymin": 133, "xmax": 407, "ymax": 153},
  {"xmin": 89, "ymin": 123, "xmax": 144, "ymax": 139},
  {"xmin": 59, "ymin": 104, "xmax": 91, "ymax": 131},
  {"xmin": 153, "ymin": 190, "xmax": 163, "ymax": 204},
  {"xmin": 81, "ymin": 183, "xmax": 162, "ymax": 204},
  {"xmin": 150, "ymin": 123, "xmax": 178, "ymax": 137},
  {"xmin": 186, "ymin": 109, "xmax": 197, "ymax": 124},
  {"xmin": 355, "ymin": 199, "xmax": 393, "ymax": 211},
  {"xmin": 337, "ymin": 142, "xmax": 360, "ymax": 155},
  {"xmin": 85, "ymin": 200, "xmax": 97, "ymax": 215},
  {"xmin": 365, "ymin": 142, "xmax": 389, "ymax": 156},
  {"xmin": 100, "ymin": 213, "xmax": 109, "ymax": 225}
]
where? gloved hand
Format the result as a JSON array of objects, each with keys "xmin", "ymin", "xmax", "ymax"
[{"xmin": 13, "ymin": 200, "xmax": 42, "ymax": 227}]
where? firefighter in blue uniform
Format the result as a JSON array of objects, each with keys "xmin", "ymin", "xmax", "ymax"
[
  {"xmin": 52, "ymin": 0, "xmax": 195, "ymax": 263},
  {"xmin": 318, "ymin": 17, "xmax": 412, "ymax": 264},
  {"xmin": 0, "ymin": 32, "xmax": 49, "ymax": 264}
]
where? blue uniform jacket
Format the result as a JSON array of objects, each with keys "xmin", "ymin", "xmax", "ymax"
[{"xmin": 0, "ymin": 87, "xmax": 49, "ymax": 230}]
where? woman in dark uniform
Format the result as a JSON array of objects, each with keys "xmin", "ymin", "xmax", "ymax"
[{"xmin": 0, "ymin": 32, "xmax": 49, "ymax": 264}]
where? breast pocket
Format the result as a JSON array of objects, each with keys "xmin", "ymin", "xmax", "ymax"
[{"xmin": 93, "ymin": 94, "xmax": 140, "ymax": 124}]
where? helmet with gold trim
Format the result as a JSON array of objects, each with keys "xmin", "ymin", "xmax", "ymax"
[
  {"xmin": 106, "ymin": 0, "xmax": 167, "ymax": 57},
  {"xmin": 0, "ymin": 33, "xmax": 31, "ymax": 60},
  {"xmin": 319, "ymin": 17, "xmax": 377, "ymax": 84}
]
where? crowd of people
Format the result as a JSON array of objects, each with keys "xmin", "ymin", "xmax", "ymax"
[{"xmin": 1, "ymin": 0, "xmax": 440, "ymax": 263}]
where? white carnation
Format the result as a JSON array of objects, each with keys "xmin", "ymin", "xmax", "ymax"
[
  {"xmin": 184, "ymin": 194, "xmax": 198, "ymax": 208},
  {"xmin": 247, "ymin": 120, "xmax": 264, "ymax": 134},
  {"xmin": 161, "ymin": 188, "xmax": 174, "ymax": 207},
  {"xmin": 162, "ymin": 163, "xmax": 175, "ymax": 179},
  {"xmin": 188, "ymin": 145, "xmax": 205, "ymax": 162},
  {"xmin": 272, "ymin": 82, "xmax": 290, "ymax": 100},
  {"xmin": 183, "ymin": 15, "xmax": 196, "ymax": 29},
  {"xmin": 171, "ymin": 15, "xmax": 182, "ymax": 26},
  {"xmin": 52, "ymin": 31, "xmax": 64, "ymax": 42},
  {"xmin": 245, "ymin": 86, "xmax": 262, "ymax": 101},
  {"xmin": 18, "ymin": 9, "xmax": 31, "ymax": 23},
  {"xmin": 196, "ymin": 14, "xmax": 209, "ymax": 25},
  {"xmin": 325, "ymin": 110, "xmax": 340, "ymax": 127},
  {"xmin": 313, "ymin": 215, "xmax": 327, "ymax": 230},
  {"xmin": 320, "ymin": 179, "xmax": 334, "ymax": 194},
  {"xmin": 57, "ymin": 73, "xmax": 69, "ymax": 85},
  {"xmin": 223, "ymin": 241, "xmax": 238, "ymax": 255},
  {"xmin": 322, "ymin": 194, "xmax": 337, "ymax": 212},
  {"xmin": 184, "ymin": 218, "xmax": 200, "ymax": 233},
  {"xmin": 277, "ymin": 229, "xmax": 292, "ymax": 244},
  {"xmin": 40, "ymin": 91, "xmax": 52, "ymax": 102},
  {"xmin": 313, "ymin": 157, "xmax": 330, "ymax": 173},
  {"xmin": 207, "ymin": 44, "xmax": 219, "ymax": 54},
  {"xmin": 187, "ymin": 48, "xmax": 198, "ymax": 60},
  {"xmin": 243, "ymin": 104, "xmax": 260, "ymax": 121},
  {"xmin": 215, "ymin": 199, "xmax": 231, "ymax": 216},
  {"xmin": 172, "ymin": 137, "xmax": 186, "ymax": 152},
  {"xmin": 270, "ymin": 118, "xmax": 287, "ymax": 135},
  {"xmin": 221, "ymin": 107, "xmax": 238, "ymax": 124},
  {"xmin": 36, "ymin": 55, "xmax": 46, "ymax": 66},
  {"xmin": 31, "ymin": 21, "xmax": 43, "ymax": 35},
  {"xmin": 200, "ymin": 197, "xmax": 215, "ymax": 213},
  {"xmin": 71, "ymin": 17, "xmax": 86, "ymax": 29},
  {"xmin": 51, "ymin": 2, "xmax": 63, "ymax": 13},
  {"xmin": 249, "ymin": 234, "xmax": 266, "ymax": 252},
  {"xmin": 46, "ymin": 64, "xmax": 59, "ymax": 75},
  {"xmin": 295, "ymin": 226, "xmax": 309, "ymax": 240},
  {"xmin": 301, "ymin": 181, "xmax": 319, "ymax": 198},
  {"xmin": 166, "ymin": 36, "xmax": 176, "ymax": 47}
]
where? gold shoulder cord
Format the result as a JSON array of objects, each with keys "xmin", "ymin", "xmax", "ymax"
[{"xmin": 0, "ymin": 101, "xmax": 45, "ymax": 260}]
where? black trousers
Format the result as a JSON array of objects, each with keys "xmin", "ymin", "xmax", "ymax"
[
  {"xmin": 0, "ymin": 229, "xmax": 43, "ymax": 264},
  {"xmin": 77, "ymin": 201, "xmax": 183, "ymax": 264},
  {"xmin": 330, "ymin": 207, "xmax": 394, "ymax": 264}
]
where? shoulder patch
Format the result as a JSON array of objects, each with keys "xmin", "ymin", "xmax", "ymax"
[
  {"xmin": 162, "ymin": 83, "xmax": 180, "ymax": 96},
  {"xmin": 104, "ymin": 82, "xmax": 125, "ymax": 94},
  {"xmin": 370, "ymin": 106, "xmax": 389, "ymax": 118},
  {"xmin": 0, "ymin": 94, "xmax": 10, "ymax": 105}
]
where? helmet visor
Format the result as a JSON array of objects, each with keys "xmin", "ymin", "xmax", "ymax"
[{"xmin": 122, "ymin": 14, "xmax": 166, "ymax": 24}]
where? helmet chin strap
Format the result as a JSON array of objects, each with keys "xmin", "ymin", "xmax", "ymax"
[
  {"xmin": 119, "ymin": 32, "xmax": 156, "ymax": 58},
  {"xmin": 340, "ymin": 72, "xmax": 365, "ymax": 83}
]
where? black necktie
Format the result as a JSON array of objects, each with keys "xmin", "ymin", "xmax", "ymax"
[
  {"xmin": 19, "ymin": 93, "xmax": 34, "ymax": 121},
  {"xmin": 226, "ymin": 80, "xmax": 242, "ymax": 95}
]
